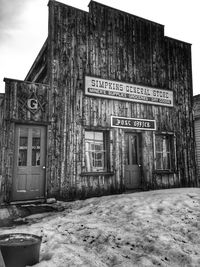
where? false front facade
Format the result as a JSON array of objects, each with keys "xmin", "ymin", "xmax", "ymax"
[{"xmin": 0, "ymin": 0, "xmax": 197, "ymax": 203}]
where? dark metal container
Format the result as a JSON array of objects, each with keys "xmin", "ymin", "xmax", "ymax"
[{"xmin": 0, "ymin": 233, "xmax": 42, "ymax": 267}]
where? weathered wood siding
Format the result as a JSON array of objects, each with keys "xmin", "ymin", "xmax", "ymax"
[
  {"xmin": 48, "ymin": 1, "xmax": 91, "ymax": 199},
  {"xmin": 1, "ymin": 1, "xmax": 196, "ymax": 204},
  {"xmin": 1, "ymin": 79, "xmax": 49, "ymax": 202},
  {"xmin": 47, "ymin": 0, "xmax": 197, "ymax": 200},
  {"xmin": 0, "ymin": 93, "xmax": 5, "ymax": 204},
  {"xmin": 164, "ymin": 37, "xmax": 196, "ymax": 187},
  {"xmin": 194, "ymin": 95, "xmax": 200, "ymax": 184}
]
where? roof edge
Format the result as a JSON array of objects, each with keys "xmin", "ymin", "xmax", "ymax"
[
  {"xmin": 165, "ymin": 36, "xmax": 192, "ymax": 46},
  {"xmin": 48, "ymin": 0, "xmax": 88, "ymax": 14},
  {"xmin": 25, "ymin": 38, "xmax": 48, "ymax": 81},
  {"xmin": 88, "ymin": 0, "xmax": 164, "ymax": 27},
  {"xmin": 3, "ymin": 77, "xmax": 50, "ymax": 87}
]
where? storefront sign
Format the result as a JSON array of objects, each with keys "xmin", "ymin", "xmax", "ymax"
[
  {"xmin": 111, "ymin": 116, "xmax": 156, "ymax": 130},
  {"xmin": 85, "ymin": 76, "xmax": 173, "ymax": 107}
]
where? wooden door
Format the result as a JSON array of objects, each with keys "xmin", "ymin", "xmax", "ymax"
[
  {"xmin": 12, "ymin": 125, "xmax": 46, "ymax": 201},
  {"xmin": 125, "ymin": 133, "xmax": 141, "ymax": 189}
]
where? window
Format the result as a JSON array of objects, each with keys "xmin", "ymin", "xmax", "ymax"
[
  {"xmin": 18, "ymin": 128, "xmax": 28, "ymax": 166},
  {"xmin": 18, "ymin": 127, "xmax": 42, "ymax": 167},
  {"xmin": 155, "ymin": 134, "xmax": 174, "ymax": 171},
  {"xmin": 85, "ymin": 131, "xmax": 108, "ymax": 172},
  {"xmin": 32, "ymin": 128, "xmax": 41, "ymax": 166}
]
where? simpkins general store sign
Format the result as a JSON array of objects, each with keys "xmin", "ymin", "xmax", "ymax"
[{"xmin": 85, "ymin": 76, "xmax": 173, "ymax": 107}]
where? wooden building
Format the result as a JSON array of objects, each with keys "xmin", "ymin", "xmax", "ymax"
[
  {"xmin": 0, "ymin": 0, "xmax": 198, "ymax": 204},
  {"xmin": 194, "ymin": 95, "xmax": 200, "ymax": 184}
]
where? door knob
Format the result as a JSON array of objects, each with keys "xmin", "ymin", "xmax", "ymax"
[{"xmin": 42, "ymin": 166, "xmax": 46, "ymax": 169}]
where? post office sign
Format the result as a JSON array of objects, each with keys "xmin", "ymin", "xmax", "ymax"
[{"xmin": 111, "ymin": 116, "xmax": 156, "ymax": 131}]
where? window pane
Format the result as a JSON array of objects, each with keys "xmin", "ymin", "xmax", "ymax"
[
  {"xmin": 166, "ymin": 136, "xmax": 170, "ymax": 152},
  {"xmin": 85, "ymin": 131, "xmax": 106, "ymax": 172},
  {"xmin": 165, "ymin": 153, "xmax": 171, "ymax": 169},
  {"xmin": 131, "ymin": 135, "xmax": 138, "ymax": 165},
  {"xmin": 94, "ymin": 132, "xmax": 103, "ymax": 141},
  {"xmin": 126, "ymin": 144, "xmax": 130, "ymax": 165},
  {"xmin": 18, "ymin": 128, "xmax": 28, "ymax": 166},
  {"xmin": 155, "ymin": 136, "xmax": 163, "ymax": 151},
  {"xmin": 32, "ymin": 128, "xmax": 41, "ymax": 166},
  {"xmin": 18, "ymin": 150, "xmax": 27, "ymax": 166},
  {"xmin": 156, "ymin": 152, "xmax": 162, "ymax": 169},
  {"xmin": 20, "ymin": 137, "xmax": 28, "ymax": 147},
  {"xmin": 85, "ymin": 131, "xmax": 94, "ymax": 140}
]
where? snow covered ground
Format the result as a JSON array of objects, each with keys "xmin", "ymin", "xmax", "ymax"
[{"xmin": 1, "ymin": 188, "xmax": 200, "ymax": 267}]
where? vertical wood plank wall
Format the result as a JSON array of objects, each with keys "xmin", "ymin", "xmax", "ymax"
[
  {"xmin": 46, "ymin": 1, "xmax": 197, "ymax": 200},
  {"xmin": 0, "ymin": 94, "xmax": 5, "ymax": 203},
  {"xmin": 194, "ymin": 95, "xmax": 200, "ymax": 185},
  {"xmin": 0, "ymin": 1, "xmax": 197, "ymax": 203}
]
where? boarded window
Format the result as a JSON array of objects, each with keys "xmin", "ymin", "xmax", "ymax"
[
  {"xmin": 155, "ymin": 134, "xmax": 174, "ymax": 170},
  {"xmin": 85, "ymin": 131, "xmax": 109, "ymax": 172}
]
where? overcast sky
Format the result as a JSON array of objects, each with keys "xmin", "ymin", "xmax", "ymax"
[{"xmin": 0, "ymin": 0, "xmax": 199, "ymax": 95}]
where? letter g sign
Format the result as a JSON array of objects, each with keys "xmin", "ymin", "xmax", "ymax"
[{"xmin": 27, "ymin": 99, "xmax": 38, "ymax": 110}]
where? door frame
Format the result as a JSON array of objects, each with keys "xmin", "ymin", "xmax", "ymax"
[
  {"xmin": 124, "ymin": 131, "xmax": 143, "ymax": 190},
  {"xmin": 11, "ymin": 123, "xmax": 48, "ymax": 202}
]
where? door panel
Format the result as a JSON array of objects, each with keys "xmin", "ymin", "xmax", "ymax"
[
  {"xmin": 17, "ymin": 174, "xmax": 27, "ymax": 191},
  {"xmin": 30, "ymin": 174, "xmax": 39, "ymax": 191},
  {"xmin": 125, "ymin": 133, "xmax": 141, "ymax": 189},
  {"xmin": 12, "ymin": 125, "xmax": 46, "ymax": 201}
]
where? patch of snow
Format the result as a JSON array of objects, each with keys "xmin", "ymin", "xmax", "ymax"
[{"xmin": 1, "ymin": 188, "xmax": 200, "ymax": 266}]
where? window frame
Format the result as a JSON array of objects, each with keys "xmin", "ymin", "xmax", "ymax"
[
  {"xmin": 154, "ymin": 132, "xmax": 176, "ymax": 172},
  {"xmin": 84, "ymin": 130, "xmax": 110, "ymax": 173}
]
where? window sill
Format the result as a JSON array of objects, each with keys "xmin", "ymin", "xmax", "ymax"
[
  {"xmin": 153, "ymin": 170, "xmax": 175, "ymax": 174},
  {"xmin": 80, "ymin": 172, "xmax": 114, "ymax": 176}
]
